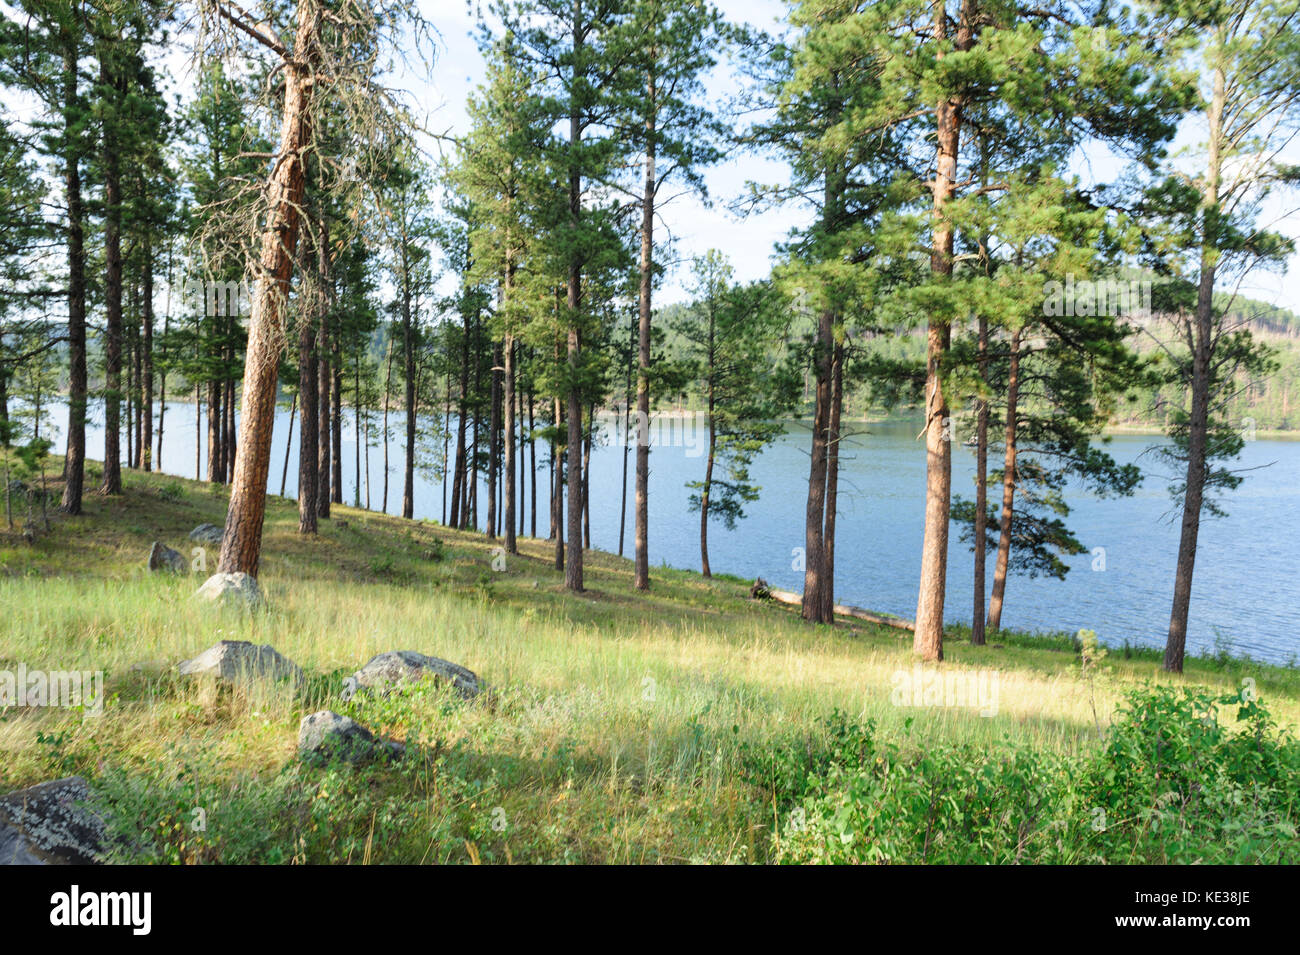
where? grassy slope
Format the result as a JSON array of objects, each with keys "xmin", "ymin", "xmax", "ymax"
[{"xmin": 2, "ymin": 464, "xmax": 1297, "ymax": 863}]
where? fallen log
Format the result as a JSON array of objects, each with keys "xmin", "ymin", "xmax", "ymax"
[{"xmin": 765, "ymin": 588, "xmax": 915, "ymax": 632}]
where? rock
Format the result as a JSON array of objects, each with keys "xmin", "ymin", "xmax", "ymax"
[
  {"xmin": 189, "ymin": 523, "xmax": 224, "ymax": 545},
  {"xmin": 178, "ymin": 639, "xmax": 301, "ymax": 686},
  {"xmin": 0, "ymin": 777, "xmax": 105, "ymax": 865},
  {"xmin": 341, "ymin": 650, "xmax": 481, "ymax": 702},
  {"xmin": 750, "ymin": 577, "xmax": 772, "ymax": 600},
  {"xmin": 147, "ymin": 541, "xmax": 187, "ymax": 574},
  {"xmin": 298, "ymin": 711, "xmax": 403, "ymax": 764},
  {"xmin": 194, "ymin": 572, "xmax": 263, "ymax": 608}
]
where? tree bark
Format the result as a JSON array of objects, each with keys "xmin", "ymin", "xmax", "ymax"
[
  {"xmin": 354, "ymin": 356, "xmax": 361, "ymax": 507},
  {"xmin": 59, "ymin": 35, "xmax": 88, "ymax": 515},
  {"xmin": 297, "ymin": 290, "xmax": 318, "ymax": 534},
  {"xmin": 207, "ymin": 380, "xmax": 221, "ymax": 482},
  {"xmin": 529, "ymin": 386, "xmax": 536, "ymax": 539},
  {"xmin": 553, "ymin": 393, "xmax": 564, "ymax": 571},
  {"xmin": 820, "ymin": 341, "xmax": 843, "ymax": 623},
  {"xmin": 801, "ymin": 302, "xmax": 833, "ymax": 623},
  {"xmin": 280, "ymin": 391, "xmax": 296, "ymax": 498},
  {"xmin": 632, "ymin": 65, "xmax": 658, "ymax": 591},
  {"xmin": 987, "ymin": 327, "xmax": 1021, "ymax": 632},
  {"xmin": 402, "ymin": 266, "xmax": 416, "ymax": 520},
  {"xmin": 331, "ymin": 355, "xmax": 342, "ymax": 504},
  {"xmin": 487, "ymin": 339, "xmax": 502, "ymax": 537},
  {"xmin": 98, "ymin": 48, "xmax": 124, "ymax": 496},
  {"xmin": 316, "ymin": 217, "xmax": 332, "ymax": 519},
  {"xmin": 223, "ymin": 375, "xmax": 234, "ymax": 481},
  {"xmin": 218, "ymin": 1, "xmax": 318, "ymax": 576},
  {"xmin": 971, "ymin": 312, "xmax": 989, "ymax": 645},
  {"xmin": 504, "ymin": 334, "xmax": 517, "ymax": 554},
  {"xmin": 383, "ymin": 334, "xmax": 394, "ymax": 515},
  {"xmin": 141, "ymin": 235, "xmax": 154, "ymax": 471},
  {"xmin": 912, "ymin": 0, "xmax": 972, "ymax": 660},
  {"xmin": 1165, "ymin": 60, "xmax": 1226, "ymax": 674}
]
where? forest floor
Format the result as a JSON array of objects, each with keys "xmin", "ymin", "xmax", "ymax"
[{"xmin": 2, "ymin": 462, "xmax": 1298, "ymax": 863}]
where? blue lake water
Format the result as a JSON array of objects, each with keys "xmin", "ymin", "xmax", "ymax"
[{"xmin": 58, "ymin": 400, "xmax": 1300, "ymax": 665}]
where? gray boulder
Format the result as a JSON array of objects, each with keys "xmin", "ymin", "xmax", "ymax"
[
  {"xmin": 178, "ymin": 639, "xmax": 301, "ymax": 686},
  {"xmin": 189, "ymin": 523, "xmax": 224, "ymax": 545},
  {"xmin": 298, "ymin": 711, "xmax": 404, "ymax": 764},
  {"xmin": 147, "ymin": 541, "xmax": 187, "ymax": 574},
  {"xmin": 194, "ymin": 571, "xmax": 263, "ymax": 608},
  {"xmin": 0, "ymin": 777, "xmax": 105, "ymax": 865},
  {"xmin": 341, "ymin": 650, "xmax": 480, "ymax": 702}
]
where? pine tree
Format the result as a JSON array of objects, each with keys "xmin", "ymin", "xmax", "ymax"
[{"xmin": 1135, "ymin": 0, "xmax": 1299, "ymax": 672}]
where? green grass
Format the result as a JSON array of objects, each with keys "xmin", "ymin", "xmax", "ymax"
[{"xmin": 1, "ymin": 463, "xmax": 1297, "ymax": 863}]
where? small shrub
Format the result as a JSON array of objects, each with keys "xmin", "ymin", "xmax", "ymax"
[
  {"xmin": 752, "ymin": 685, "xmax": 1300, "ymax": 864},
  {"xmin": 158, "ymin": 481, "xmax": 185, "ymax": 502}
]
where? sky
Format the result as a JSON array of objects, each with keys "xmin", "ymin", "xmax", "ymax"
[
  {"xmin": 411, "ymin": 0, "xmax": 802, "ymax": 304},
  {"xmin": 405, "ymin": 0, "xmax": 1300, "ymax": 312},
  {"xmin": 8, "ymin": 0, "xmax": 1296, "ymax": 313}
]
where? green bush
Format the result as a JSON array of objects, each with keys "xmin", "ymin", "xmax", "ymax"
[
  {"xmin": 748, "ymin": 685, "xmax": 1300, "ymax": 864},
  {"xmin": 158, "ymin": 481, "xmax": 185, "ymax": 503}
]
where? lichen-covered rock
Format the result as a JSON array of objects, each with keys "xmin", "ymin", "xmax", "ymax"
[
  {"xmin": 194, "ymin": 572, "xmax": 263, "ymax": 608},
  {"xmin": 178, "ymin": 639, "xmax": 301, "ymax": 686},
  {"xmin": 341, "ymin": 650, "xmax": 480, "ymax": 702},
  {"xmin": 189, "ymin": 523, "xmax": 224, "ymax": 545},
  {"xmin": 298, "ymin": 711, "xmax": 404, "ymax": 764},
  {"xmin": 147, "ymin": 541, "xmax": 187, "ymax": 574},
  {"xmin": 0, "ymin": 777, "xmax": 105, "ymax": 865}
]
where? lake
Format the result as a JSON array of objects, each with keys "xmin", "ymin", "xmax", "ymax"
[{"xmin": 54, "ymin": 399, "xmax": 1300, "ymax": 666}]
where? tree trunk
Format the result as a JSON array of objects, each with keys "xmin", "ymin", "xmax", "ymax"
[
  {"xmin": 529, "ymin": 386, "xmax": 537, "ymax": 539},
  {"xmin": 298, "ymin": 332, "xmax": 319, "ymax": 535},
  {"xmin": 402, "ymin": 276, "xmax": 416, "ymax": 521},
  {"xmin": 450, "ymin": 320, "xmax": 469, "ymax": 528},
  {"xmin": 971, "ymin": 312, "xmax": 989, "ymax": 645},
  {"xmin": 316, "ymin": 232, "xmax": 332, "ymax": 520},
  {"xmin": 504, "ymin": 333, "xmax": 517, "ymax": 554},
  {"xmin": 224, "ymin": 372, "xmax": 235, "ymax": 482},
  {"xmin": 913, "ymin": 0, "xmax": 970, "ymax": 660},
  {"xmin": 195, "ymin": 382, "xmax": 201, "ymax": 480},
  {"xmin": 218, "ymin": 3, "xmax": 318, "ymax": 576},
  {"xmin": 700, "ymin": 399, "xmax": 716, "ymax": 580},
  {"xmin": 383, "ymin": 334, "xmax": 394, "ymax": 515},
  {"xmin": 141, "ymin": 236, "xmax": 154, "ymax": 471},
  {"xmin": 439, "ymin": 362, "xmax": 448, "ymax": 522},
  {"xmin": 820, "ymin": 342, "xmax": 844, "ymax": 622},
  {"xmin": 1165, "ymin": 61, "xmax": 1226, "ymax": 674},
  {"xmin": 332, "ymin": 357, "xmax": 342, "ymax": 504},
  {"xmin": 206, "ymin": 381, "xmax": 221, "ymax": 482},
  {"xmin": 987, "ymin": 327, "xmax": 1021, "ymax": 632},
  {"xmin": 280, "ymin": 391, "xmax": 296, "ymax": 498},
  {"xmin": 98, "ymin": 49, "xmax": 124, "ymax": 496},
  {"xmin": 487, "ymin": 339, "xmax": 502, "ymax": 538},
  {"xmin": 59, "ymin": 36, "xmax": 88, "ymax": 515},
  {"xmin": 553, "ymin": 394, "xmax": 564, "ymax": 571},
  {"xmin": 582, "ymin": 400, "xmax": 593, "ymax": 548},
  {"xmin": 634, "ymin": 74, "xmax": 656, "ymax": 592},
  {"xmin": 156, "ymin": 251, "xmax": 170, "ymax": 471},
  {"xmin": 801, "ymin": 302, "xmax": 834, "ymax": 623},
  {"xmin": 353, "ymin": 357, "xmax": 360, "ymax": 505},
  {"xmin": 125, "ymin": 304, "xmax": 134, "ymax": 470}
]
